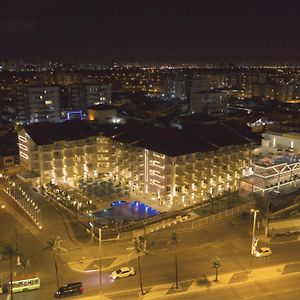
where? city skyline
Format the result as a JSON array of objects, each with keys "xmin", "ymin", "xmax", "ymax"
[{"xmin": 1, "ymin": 0, "xmax": 300, "ymax": 63}]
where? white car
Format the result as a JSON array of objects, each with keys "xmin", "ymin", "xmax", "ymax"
[
  {"xmin": 254, "ymin": 247, "xmax": 272, "ymax": 257},
  {"xmin": 110, "ymin": 267, "xmax": 135, "ymax": 279}
]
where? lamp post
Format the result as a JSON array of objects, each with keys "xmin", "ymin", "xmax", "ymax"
[
  {"xmin": 98, "ymin": 227, "xmax": 102, "ymax": 299},
  {"xmin": 251, "ymin": 209, "xmax": 259, "ymax": 254}
]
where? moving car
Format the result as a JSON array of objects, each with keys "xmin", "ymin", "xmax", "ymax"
[
  {"xmin": 54, "ymin": 282, "xmax": 83, "ymax": 298},
  {"xmin": 254, "ymin": 247, "xmax": 272, "ymax": 257},
  {"xmin": 110, "ymin": 267, "xmax": 135, "ymax": 279}
]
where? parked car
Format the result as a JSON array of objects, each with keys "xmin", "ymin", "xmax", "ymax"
[
  {"xmin": 254, "ymin": 247, "xmax": 272, "ymax": 257},
  {"xmin": 110, "ymin": 267, "xmax": 135, "ymax": 279},
  {"xmin": 54, "ymin": 282, "xmax": 83, "ymax": 298}
]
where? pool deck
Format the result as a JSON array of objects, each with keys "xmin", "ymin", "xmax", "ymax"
[
  {"xmin": 91, "ymin": 192, "xmax": 172, "ymax": 213},
  {"xmin": 125, "ymin": 192, "xmax": 171, "ymax": 213}
]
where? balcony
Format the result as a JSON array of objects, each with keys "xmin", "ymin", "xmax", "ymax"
[
  {"xmin": 42, "ymin": 163, "xmax": 52, "ymax": 171},
  {"xmin": 64, "ymin": 151, "xmax": 74, "ymax": 158},
  {"xmin": 175, "ymin": 175, "xmax": 185, "ymax": 185},
  {"xmin": 176, "ymin": 166, "xmax": 185, "ymax": 175},
  {"xmin": 42, "ymin": 155, "xmax": 52, "ymax": 161},
  {"xmin": 54, "ymin": 163, "xmax": 63, "ymax": 169},
  {"xmin": 85, "ymin": 147, "xmax": 97, "ymax": 155},
  {"xmin": 75, "ymin": 149, "xmax": 84, "ymax": 156},
  {"xmin": 64, "ymin": 158, "xmax": 75, "ymax": 165}
]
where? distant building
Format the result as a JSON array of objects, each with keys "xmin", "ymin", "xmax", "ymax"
[
  {"xmin": 164, "ymin": 72, "xmax": 186, "ymax": 100},
  {"xmin": 0, "ymin": 132, "xmax": 19, "ymax": 168},
  {"xmin": 8, "ymin": 85, "xmax": 61, "ymax": 124},
  {"xmin": 27, "ymin": 86, "xmax": 60, "ymax": 123},
  {"xmin": 87, "ymin": 104, "xmax": 123, "ymax": 124},
  {"xmin": 67, "ymin": 84, "xmax": 112, "ymax": 112},
  {"xmin": 190, "ymin": 90, "xmax": 228, "ymax": 119},
  {"xmin": 276, "ymin": 84, "xmax": 294, "ymax": 102},
  {"xmin": 85, "ymin": 84, "xmax": 112, "ymax": 107}
]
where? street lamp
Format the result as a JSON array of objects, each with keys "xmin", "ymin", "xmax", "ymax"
[
  {"xmin": 250, "ymin": 209, "xmax": 259, "ymax": 255},
  {"xmin": 98, "ymin": 227, "xmax": 102, "ymax": 299}
]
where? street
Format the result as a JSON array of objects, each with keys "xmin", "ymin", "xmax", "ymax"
[{"xmin": 1, "ymin": 191, "xmax": 300, "ymax": 299}]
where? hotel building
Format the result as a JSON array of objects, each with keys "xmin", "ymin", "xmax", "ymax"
[{"xmin": 18, "ymin": 120, "xmax": 258, "ymax": 208}]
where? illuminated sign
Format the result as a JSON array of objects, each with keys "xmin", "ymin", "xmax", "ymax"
[{"xmin": 67, "ymin": 111, "xmax": 83, "ymax": 120}]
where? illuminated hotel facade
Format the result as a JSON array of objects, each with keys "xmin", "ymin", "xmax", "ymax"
[{"xmin": 18, "ymin": 120, "xmax": 258, "ymax": 208}]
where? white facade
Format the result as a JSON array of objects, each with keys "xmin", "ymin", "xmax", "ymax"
[{"xmin": 18, "ymin": 128, "xmax": 98, "ymax": 186}]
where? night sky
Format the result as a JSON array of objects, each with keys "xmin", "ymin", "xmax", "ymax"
[{"xmin": 1, "ymin": 0, "xmax": 300, "ymax": 63}]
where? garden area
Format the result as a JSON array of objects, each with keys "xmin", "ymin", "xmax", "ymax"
[
  {"xmin": 77, "ymin": 178, "xmax": 129, "ymax": 199},
  {"xmin": 45, "ymin": 183, "xmax": 96, "ymax": 212}
]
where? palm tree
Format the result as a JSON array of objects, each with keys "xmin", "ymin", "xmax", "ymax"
[
  {"xmin": 2, "ymin": 243, "xmax": 20, "ymax": 300},
  {"xmin": 46, "ymin": 236, "xmax": 66, "ymax": 290},
  {"xmin": 212, "ymin": 257, "xmax": 221, "ymax": 281},
  {"xmin": 132, "ymin": 237, "xmax": 146, "ymax": 295},
  {"xmin": 171, "ymin": 232, "xmax": 180, "ymax": 290}
]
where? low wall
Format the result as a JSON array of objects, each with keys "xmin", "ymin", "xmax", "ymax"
[{"xmin": 269, "ymin": 217, "xmax": 300, "ymax": 232}]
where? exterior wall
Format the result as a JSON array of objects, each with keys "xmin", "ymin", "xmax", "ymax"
[
  {"xmin": 18, "ymin": 129, "xmax": 34, "ymax": 171},
  {"xmin": 0, "ymin": 155, "xmax": 15, "ymax": 168},
  {"xmin": 87, "ymin": 108, "xmax": 117, "ymax": 124},
  {"xmin": 262, "ymin": 132, "xmax": 300, "ymax": 151},
  {"xmin": 97, "ymin": 136, "xmax": 112, "ymax": 176}
]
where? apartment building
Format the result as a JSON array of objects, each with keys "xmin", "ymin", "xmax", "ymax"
[
  {"xmin": 27, "ymin": 86, "xmax": 60, "ymax": 123},
  {"xmin": 8, "ymin": 85, "xmax": 61, "ymax": 124}
]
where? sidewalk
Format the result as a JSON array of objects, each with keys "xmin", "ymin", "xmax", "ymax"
[{"xmin": 0, "ymin": 187, "xmax": 134, "ymax": 274}]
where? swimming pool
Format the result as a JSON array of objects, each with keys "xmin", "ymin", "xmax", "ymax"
[{"xmin": 90, "ymin": 200, "xmax": 160, "ymax": 225}]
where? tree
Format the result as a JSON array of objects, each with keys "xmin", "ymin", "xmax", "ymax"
[
  {"xmin": 171, "ymin": 232, "xmax": 180, "ymax": 290},
  {"xmin": 46, "ymin": 236, "xmax": 66, "ymax": 290},
  {"xmin": 2, "ymin": 243, "xmax": 20, "ymax": 300},
  {"xmin": 212, "ymin": 257, "xmax": 221, "ymax": 281},
  {"xmin": 132, "ymin": 237, "xmax": 147, "ymax": 296}
]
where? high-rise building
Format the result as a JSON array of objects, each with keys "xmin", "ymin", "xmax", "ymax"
[{"xmin": 164, "ymin": 72, "xmax": 186, "ymax": 100}]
